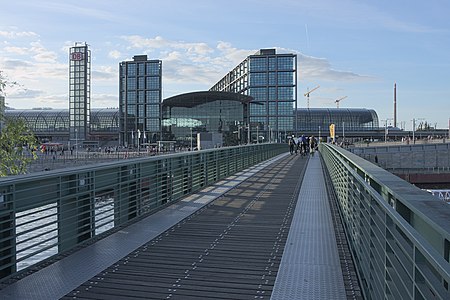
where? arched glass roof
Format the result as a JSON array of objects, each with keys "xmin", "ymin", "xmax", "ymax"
[
  {"xmin": 296, "ymin": 108, "xmax": 379, "ymax": 132},
  {"xmin": 5, "ymin": 109, "xmax": 119, "ymax": 132}
]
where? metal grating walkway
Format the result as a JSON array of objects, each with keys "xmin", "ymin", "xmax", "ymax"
[
  {"xmin": 60, "ymin": 154, "xmax": 307, "ymax": 299},
  {"xmin": 271, "ymin": 154, "xmax": 347, "ymax": 299},
  {"xmin": 0, "ymin": 152, "xmax": 353, "ymax": 299}
]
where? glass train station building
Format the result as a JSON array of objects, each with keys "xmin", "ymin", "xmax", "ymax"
[
  {"xmin": 4, "ymin": 106, "xmax": 381, "ymax": 145},
  {"xmin": 3, "ymin": 48, "xmax": 383, "ymax": 147},
  {"xmin": 296, "ymin": 108, "xmax": 379, "ymax": 137}
]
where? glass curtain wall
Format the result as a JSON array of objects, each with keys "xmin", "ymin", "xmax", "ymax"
[
  {"xmin": 210, "ymin": 49, "xmax": 297, "ymax": 143},
  {"xmin": 162, "ymin": 99, "xmax": 245, "ymax": 147},
  {"xmin": 119, "ymin": 56, "xmax": 162, "ymax": 148},
  {"xmin": 296, "ymin": 108, "xmax": 379, "ymax": 134}
]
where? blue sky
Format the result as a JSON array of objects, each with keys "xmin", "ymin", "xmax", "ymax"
[{"xmin": 1, "ymin": 0, "xmax": 449, "ymax": 130}]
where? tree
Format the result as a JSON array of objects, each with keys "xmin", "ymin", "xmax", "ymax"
[
  {"xmin": 0, "ymin": 70, "xmax": 6, "ymax": 94},
  {"xmin": 0, "ymin": 119, "xmax": 38, "ymax": 177},
  {"xmin": 0, "ymin": 70, "xmax": 18, "ymax": 96},
  {"xmin": 0, "ymin": 71, "xmax": 38, "ymax": 176}
]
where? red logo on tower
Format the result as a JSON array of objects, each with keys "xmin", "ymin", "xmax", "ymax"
[{"xmin": 71, "ymin": 52, "xmax": 84, "ymax": 61}]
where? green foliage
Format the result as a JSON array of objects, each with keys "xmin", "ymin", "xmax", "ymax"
[
  {"xmin": 416, "ymin": 121, "xmax": 431, "ymax": 131},
  {"xmin": 0, "ymin": 70, "xmax": 5, "ymax": 94},
  {"xmin": 0, "ymin": 119, "xmax": 38, "ymax": 176},
  {"xmin": 0, "ymin": 70, "xmax": 37, "ymax": 176},
  {"xmin": 0, "ymin": 70, "xmax": 18, "ymax": 96}
]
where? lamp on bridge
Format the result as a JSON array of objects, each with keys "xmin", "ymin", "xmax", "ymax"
[{"xmin": 412, "ymin": 118, "xmax": 425, "ymax": 144}]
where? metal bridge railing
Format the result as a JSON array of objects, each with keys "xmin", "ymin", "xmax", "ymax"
[
  {"xmin": 426, "ymin": 190, "xmax": 450, "ymax": 202},
  {"xmin": 0, "ymin": 143, "xmax": 285, "ymax": 281},
  {"xmin": 320, "ymin": 143, "xmax": 450, "ymax": 300}
]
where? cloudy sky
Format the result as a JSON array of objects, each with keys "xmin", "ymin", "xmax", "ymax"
[{"xmin": 1, "ymin": 0, "xmax": 449, "ymax": 129}]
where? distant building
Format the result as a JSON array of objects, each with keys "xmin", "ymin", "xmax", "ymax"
[
  {"xmin": 210, "ymin": 49, "xmax": 297, "ymax": 142},
  {"xmin": 5, "ymin": 48, "xmax": 397, "ymax": 145},
  {"xmin": 4, "ymin": 108, "xmax": 118, "ymax": 143},
  {"xmin": 69, "ymin": 42, "xmax": 91, "ymax": 145},
  {"xmin": 5, "ymin": 106, "xmax": 389, "ymax": 143},
  {"xmin": 119, "ymin": 55, "xmax": 162, "ymax": 147},
  {"xmin": 295, "ymin": 108, "xmax": 379, "ymax": 138},
  {"xmin": 162, "ymin": 91, "xmax": 253, "ymax": 146}
]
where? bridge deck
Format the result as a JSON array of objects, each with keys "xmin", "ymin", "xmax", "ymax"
[{"xmin": 0, "ymin": 153, "xmax": 352, "ymax": 300}]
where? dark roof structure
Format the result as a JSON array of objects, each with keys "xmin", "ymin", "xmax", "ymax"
[{"xmin": 163, "ymin": 91, "xmax": 253, "ymax": 108}]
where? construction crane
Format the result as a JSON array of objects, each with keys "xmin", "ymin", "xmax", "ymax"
[
  {"xmin": 335, "ymin": 96, "xmax": 347, "ymax": 108},
  {"xmin": 304, "ymin": 85, "xmax": 320, "ymax": 109}
]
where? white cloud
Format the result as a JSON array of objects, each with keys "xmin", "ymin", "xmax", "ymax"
[
  {"xmin": 1, "ymin": 59, "xmax": 34, "ymax": 70},
  {"xmin": 3, "ymin": 46, "xmax": 29, "ymax": 55},
  {"xmin": 108, "ymin": 50, "xmax": 121, "ymax": 59},
  {"xmin": 36, "ymin": 94, "xmax": 68, "ymax": 106},
  {"xmin": 33, "ymin": 52, "xmax": 58, "ymax": 63},
  {"xmin": 7, "ymin": 88, "xmax": 46, "ymax": 99},
  {"xmin": 119, "ymin": 35, "xmax": 372, "ymax": 88},
  {"xmin": 30, "ymin": 42, "xmax": 58, "ymax": 63},
  {"xmin": 119, "ymin": 36, "xmax": 237, "ymax": 85},
  {"xmin": 92, "ymin": 66, "xmax": 116, "ymax": 81},
  {"xmin": 122, "ymin": 35, "xmax": 214, "ymax": 55},
  {"xmin": 163, "ymin": 51, "xmax": 183, "ymax": 62},
  {"xmin": 212, "ymin": 42, "xmax": 254, "ymax": 72},
  {"xmin": 61, "ymin": 41, "xmax": 75, "ymax": 54},
  {"xmin": 0, "ymin": 30, "xmax": 39, "ymax": 39},
  {"xmin": 297, "ymin": 53, "xmax": 373, "ymax": 82},
  {"xmin": 1, "ymin": 31, "xmax": 374, "ymax": 109},
  {"xmin": 122, "ymin": 35, "xmax": 168, "ymax": 49},
  {"xmin": 91, "ymin": 93, "xmax": 118, "ymax": 109}
]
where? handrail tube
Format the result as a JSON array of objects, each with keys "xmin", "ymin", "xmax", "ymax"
[
  {"xmin": 320, "ymin": 143, "xmax": 450, "ymax": 299},
  {"xmin": 0, "ymin": 143, "xmax": 285, "ymax": 281}
]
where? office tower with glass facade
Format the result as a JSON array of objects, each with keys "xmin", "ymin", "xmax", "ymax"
[
  {"xmin": 119, "ymin": 55, "xmax": 162, "ymax": 147},
  {"xmin": 210, "ymin": 49, "xmax": 297, "ymax": 142},
  {"xmin": 69, "ymin": 42, "xmax": 91, "ymax": 144}
]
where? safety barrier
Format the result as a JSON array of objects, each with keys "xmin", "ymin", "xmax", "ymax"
[
  {"xmin": 320, "ymin": 143, "xmax": 450, "ymax": 300},
  {"xmin": 0, "ymin": 143, "xmax": 285, "ymax": 280}
]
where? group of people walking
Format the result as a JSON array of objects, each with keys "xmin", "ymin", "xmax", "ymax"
[{"xmin": 288, "ymin": 134, "xmax": 318, "ymax": 156}]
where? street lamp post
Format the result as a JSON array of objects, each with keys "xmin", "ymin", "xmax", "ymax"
[
  {"xmin": 256, "ymin": 126, "xmax": 259, "ymax": 144},
  {"xmin": 412, "ymin": 118, "xmax": 424, "ymax": 144},
  {"xmin": 238, "ymin": 125, "xmax": 242, "ymax": 145},
  {"xmin": 382, "ymin": 118, "xmax": 393, "ymax": 143},
  {"xmin": 190, "ymin": 127, "xmax": 193, "ymax": 150},
  {"xmin": 342, "ymin": 122, "xmax": 345, "ymax": 142},
  {"xmin": 318, "ymin": 125, "xmax": 321, "ymax": 144},
  {"xmin": 385, "ymin": 121, "xmax": 388, "ymax": 143},
  {"xmin": 137, "ymin": 129, "xmax": 141, "ymax": 153},
  {"xmin": 75, "ymin": 128, "xmax": 78, "ymax": 160},
  {"xmin": 271, "ymin": 127, "xmax": 274, "ymax": 143}
]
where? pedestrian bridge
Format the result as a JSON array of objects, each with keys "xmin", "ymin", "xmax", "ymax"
[
  {"xmin": 0, "ymin": 144, "xmax": 449, "ymax": 299},
  {"xmin": 426, "ymin": 190, "xmax": 450, "ymax": 202}
]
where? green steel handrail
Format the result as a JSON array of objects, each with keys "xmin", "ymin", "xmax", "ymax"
[
  {"xmin": 0, "ymin": 143, "xmax": 286, "ymax": 281},
  {"xmin": 320, "ymin": 143, "xmax": 450, "ymax": 300}
]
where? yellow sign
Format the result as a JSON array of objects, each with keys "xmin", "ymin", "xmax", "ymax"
[{"xmin": 329, "ymin": 124, "xmax": 335, "ymax": 139}]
